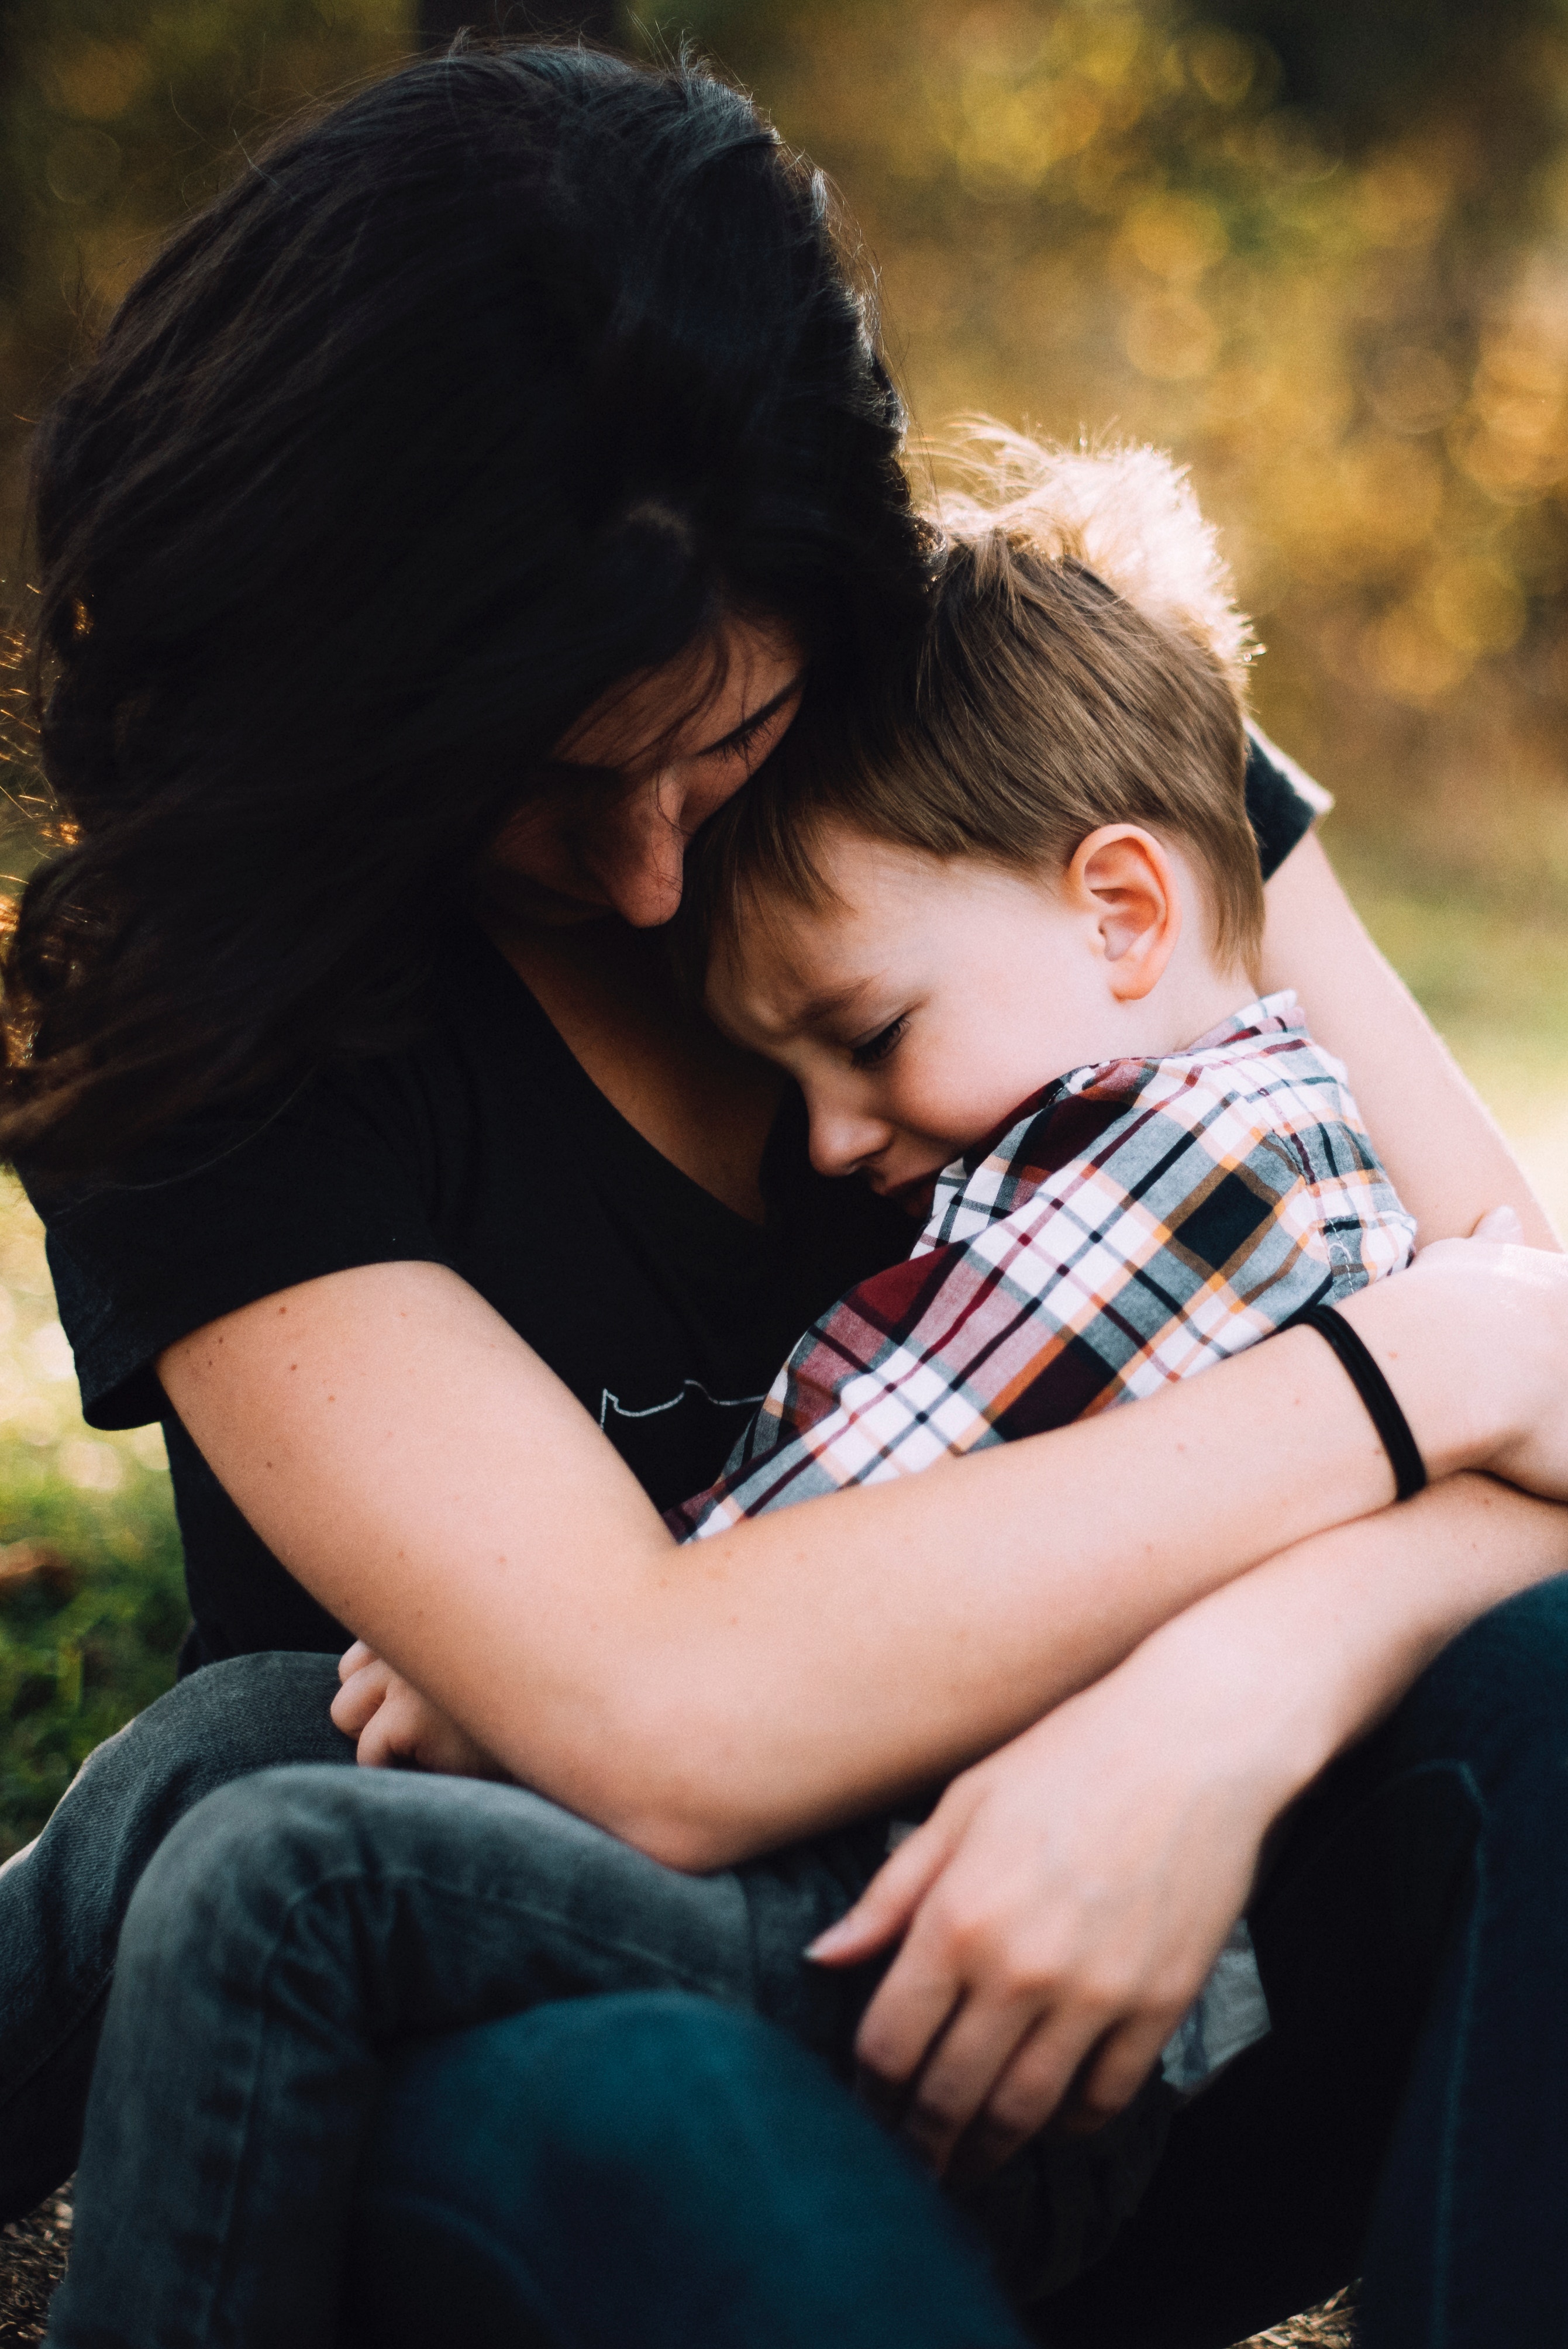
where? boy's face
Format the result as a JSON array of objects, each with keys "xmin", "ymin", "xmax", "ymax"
[{"xmin": 708, "ymin": 822, "xmax": 1180, "ymax": 1217}]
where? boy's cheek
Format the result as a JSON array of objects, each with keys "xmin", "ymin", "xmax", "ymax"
[{"xmin": 890, "ymin": 1059, "xmax": 1020, "ymax": 1160}]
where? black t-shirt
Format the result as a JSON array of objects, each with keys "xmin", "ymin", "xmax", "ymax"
[{"xmin": 28, "ymin": 740, "xmax": 1321, "ymax": 1668}]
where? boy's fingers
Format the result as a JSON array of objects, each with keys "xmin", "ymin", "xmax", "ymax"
[
  {"xmin": 354, "ymin": 1686, "xmax": 421, "ymax": 1769},
  {"xmin": 806, "ymin": 1820, "xmax": 952, "ymax": 1964},
  {"xmin": 337, "ymin": 1638, "xmax": 377, "ymax": 1683},
  {"xmin": 1472, "ymin": 1203, "xmax": 1524, "ymax": 1240},
  {"xmin": 329, "ymin": 1656, "xmax": 392, "ymax": 1737}
]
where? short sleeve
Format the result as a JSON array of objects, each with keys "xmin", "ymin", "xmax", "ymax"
[
  {"xmin": 1245, "ymin": 726, "xmax": 1332, "ymax": 881},
  {"xmin": 25, "ymin": 1059, "xmax": 444, "ymax": 1431}
]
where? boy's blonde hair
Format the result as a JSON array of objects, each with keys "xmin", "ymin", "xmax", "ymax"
[{"xmin": 686, "ymin": 435, "xmax": 1264, "ymax": 982}]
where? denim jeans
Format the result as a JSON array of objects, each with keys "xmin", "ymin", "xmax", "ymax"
[
  {"xmin": 344, "ymin": 1993, "xmax": 1034, "ymax": 2349},
  {"xmin": 2, "ymin": 1656, "xmax": 1163, "ymax": 2346},
  {"xmin": 0, "ymin": 1652, "xmax": 352, "ymax": 2220},
  {"xmin": 6, "ymin": 1577, "xmax": 1568, "ymax": 2347},
  {"xmin": 1039, "ymin": 1571, "xmax": 1568, "ymax": 2349}
]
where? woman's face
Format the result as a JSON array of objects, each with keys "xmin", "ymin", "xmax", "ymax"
[{"xmin": 481, "ymin": 615, "xmax": 805, "ymax": 929}]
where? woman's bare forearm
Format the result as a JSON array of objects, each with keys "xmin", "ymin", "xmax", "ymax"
[
  {"xmin": 1123, "ymin": 1475, "xmax": 1568, "ymax": 1829},
  {"xmin": 159, "ymin": 1230, "xmax": 1566, "ymax": 1868}
]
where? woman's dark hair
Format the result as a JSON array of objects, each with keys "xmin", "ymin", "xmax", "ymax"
[{"xmin": 2, "ymin": 39, "xmax": 929, "ymax": 1174}]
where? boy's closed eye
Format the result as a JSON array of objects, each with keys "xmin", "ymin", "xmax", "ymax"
[{"xmin": 850, "ymin": 1015, "xmax": 911, "ymax": 1071}]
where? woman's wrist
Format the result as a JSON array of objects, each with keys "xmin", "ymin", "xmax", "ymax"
[
  {"xmin": 1335, "ymin": 1236, "xmax": 1568, "ymax": 1495},
  {"xmin": 1108, "ymin": 1573, "xmax": 1338, "ymax": 1828}
]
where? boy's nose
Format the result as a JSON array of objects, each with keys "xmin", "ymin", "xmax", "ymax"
[{"xmin": 808, "ymin": 1101, "xmax": 894, "ymax": 1180}]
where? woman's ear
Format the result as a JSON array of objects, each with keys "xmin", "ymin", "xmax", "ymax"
[{"xmin": 1065, "ymin": 825, "xmax": 1182, "ymax": 1001}]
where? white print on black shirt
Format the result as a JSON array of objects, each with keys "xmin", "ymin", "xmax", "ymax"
[{"xmin": 599, "ymin": 1378, "xmax": 766, "ymax": 1431}]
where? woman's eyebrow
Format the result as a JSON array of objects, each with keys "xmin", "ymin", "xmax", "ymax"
[{"xmin": 697, "ymin": 671, "xmax": 807, "ymax": 756}]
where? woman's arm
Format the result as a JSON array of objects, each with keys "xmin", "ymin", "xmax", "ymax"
[
  {"xmin": 1260, "ymin": 832, "xmax": 1561, "ymax": 1249},
  {"xmin": 157, "ymin": 1233, "xmax": 1568, "ymax": 1869},
  {"xmin": 816, "ymin": 1470, "xmax": 1568, "ymax": 2175}
]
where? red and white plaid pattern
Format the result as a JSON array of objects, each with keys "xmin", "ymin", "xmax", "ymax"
[{"xmin": 669, "ymin": 993, "xmax": 1415, "ymax": 1539}]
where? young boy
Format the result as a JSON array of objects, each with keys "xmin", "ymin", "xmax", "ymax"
[
  {"xmin": 37, "ymin": 447, "xmax": 1419, "ymax": 2334},
  {"xmin": 670, "ymin": 502, "xmax": 1411, "ymax": 1544}
]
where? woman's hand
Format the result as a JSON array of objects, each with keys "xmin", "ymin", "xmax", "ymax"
[
  {"xmin": 807, "ymin": 1648, "xmax": 1278, "ymax": 2182},
  {"xmin": 808, "ymin": 1465, "xmax": 1568, "ymax": 2182},
  {"xmin": 332, "ymin": 1641, "xmax": 511, "ymax": 1780},
  {"xmin": 1339, "ymin": 1206, "xmax": 1568, "ymax": 1500}
]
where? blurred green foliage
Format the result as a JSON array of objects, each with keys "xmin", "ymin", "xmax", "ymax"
[
  {"xmin": 0, "ymin": 1, "xmax": 413, "ymax": 533},
  {"xmin": 639, "ymin": 0, "xmax": 1568, "ymax": 911},
  {"xmin": 8, "ymin": 0, "xmax": 1568, "ymax": 895},
  {"xmin": 0, "ymin": 1477, "xmax": 185, "ymax": 1861},
  {"xmin": 1, "ymin": 1173, "xmax": 184, "ymax": 1857}
]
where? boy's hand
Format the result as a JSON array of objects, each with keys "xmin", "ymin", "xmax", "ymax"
[
  {"xmin": 332, "ymin": 1640, "xmax": 511, "ymax": 1779},
  {"xmin": 806, "ymin": 1651, "xmax": 1277, "ymax": 2183}
]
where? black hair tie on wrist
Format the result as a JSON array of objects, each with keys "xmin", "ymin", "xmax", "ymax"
[{"xmin": 1285, "ymin": 1301, "xmax": 1429, "ymax": 1503}]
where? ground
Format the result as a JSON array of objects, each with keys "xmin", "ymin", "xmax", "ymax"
[
  {"xmin": 0, "ymin": 2190, "xmax": 1356, "ymax": 2345},
  {"xmin": 0, "ymin": 2199, "xmax": 72, "ymax": 2348}
]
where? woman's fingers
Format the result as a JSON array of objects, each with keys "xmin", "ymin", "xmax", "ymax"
[
  {"xmin": 850, "ymin": 1904, "xmax": 969, "ymax": 2102},
  {"xmin": 897, "ymin": 1990, "xmax": 1090, "ymax": 2176},
  {"xmin": 840, "ymin": 1670, "xmax": 1274, "ymax": 2179},
  {"xmin": 336, "ymin": 1637, "xmax": 378, "ymax": 1683},
  {"xmin": 1389, "ymin": 1227, "xmax": 1568, "ymax": 1498},
  {"xmin": 947, "ymin": 2013, "xmax": 1114, "ymax": 2180},
  {"xmin": 904, "ymin": 1992, "xmax": 1184, "ymax": 2184},
  {"xmin": 854, "ymin": 1889, "xmax": 1164, "ymax": 2177},
  {"xmin": 807, "ymin": 1813, "xmax": 956, "ymax": 1965},
  {"xmin": 329, "ymin": 1655, "xmax": 393, "ymax": 1736},
  {"xmin": 1472, "ymin": 1204, "xmax": 1525, "ymax": 1240},
  {"xmin": 1064, "ymin": 2012, "xmax": 1180, "ymax": 2135}
]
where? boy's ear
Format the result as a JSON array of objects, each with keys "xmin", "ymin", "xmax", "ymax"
[{"xmin": 1066, "ymin": 825, "xmax": 1182, "ymax": 1001}]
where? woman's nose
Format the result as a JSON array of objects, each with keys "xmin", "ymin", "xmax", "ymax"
[{"xmin": 584, "ymin": 777, "xmax": 689, "ymax": 928}]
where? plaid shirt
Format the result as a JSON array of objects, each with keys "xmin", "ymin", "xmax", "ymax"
[{"xmin": 670, "ymin": 993, "xmax": 1415, "ymax": 1542}]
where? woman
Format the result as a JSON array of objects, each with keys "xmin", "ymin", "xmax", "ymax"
[{"xmin": 4, "ymin": 39, "xmax": 1568, "ymax": 2349}]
